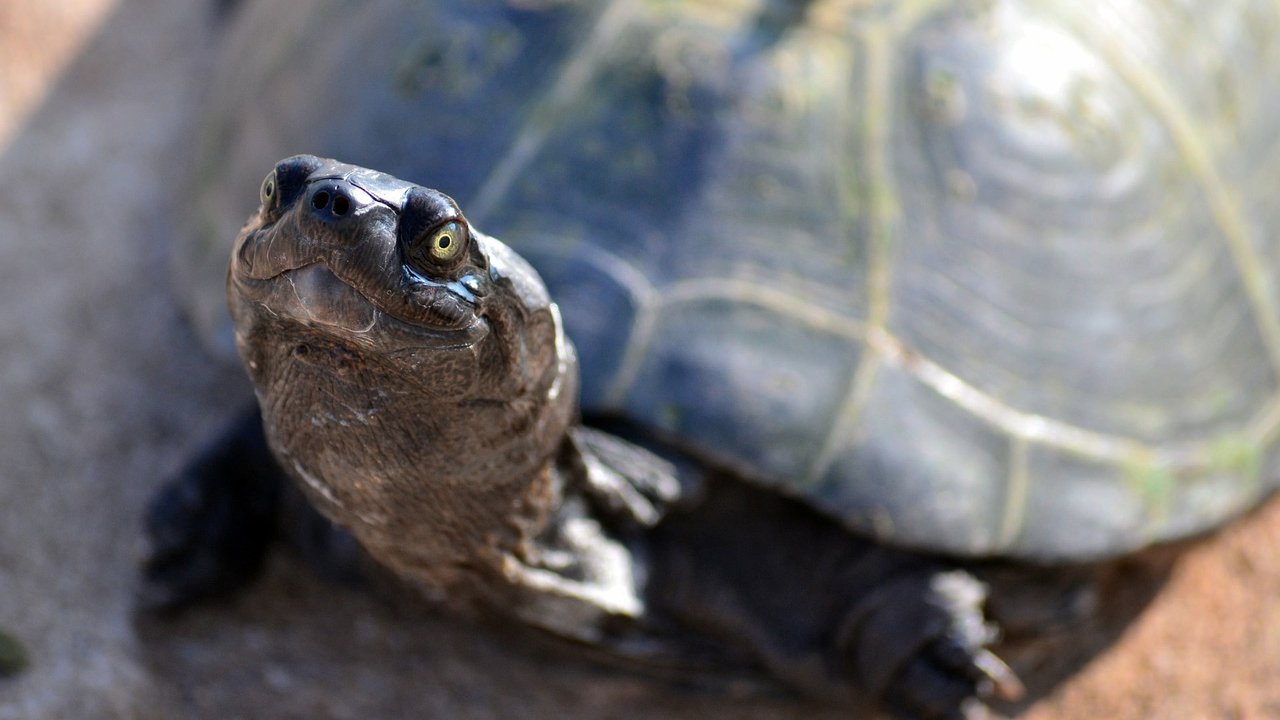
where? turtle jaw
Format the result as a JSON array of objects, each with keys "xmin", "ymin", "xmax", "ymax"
[
  {"xmin": 231, "ymin": 261, "xmax": 489, "ymax": 352},
  {"xmin": 229, "ymin": 221, "xmax": 489, "ymax": 351}
]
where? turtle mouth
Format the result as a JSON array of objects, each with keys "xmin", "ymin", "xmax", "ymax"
[{"xmin": 231, "ymin": 223, "xmax": 487, "ymax": 349}]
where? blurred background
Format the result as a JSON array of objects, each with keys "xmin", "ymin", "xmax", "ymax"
[{"xmin": 0, "ymin": 0, "xmax": 1277, "ymax": 718}]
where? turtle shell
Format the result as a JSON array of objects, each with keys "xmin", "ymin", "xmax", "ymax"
[{"xmin": 183, "ymin": 0, "xmax": 1280, "ymax": 560}]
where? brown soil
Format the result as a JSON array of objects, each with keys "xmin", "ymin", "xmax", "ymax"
[
  {"xmin": 1024, "ymin": 499, "xmax": 1280, "ymax": 720},
  {"xmin": 1, "ymin": 1, "xmax": 1277, "ymax": 718}
]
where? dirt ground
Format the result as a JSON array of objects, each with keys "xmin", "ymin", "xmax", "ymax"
[{"xmin": 0, "ymin": 1, "xmax": 1277, "ymax": 718}]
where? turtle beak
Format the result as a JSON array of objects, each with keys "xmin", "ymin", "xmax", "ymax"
[{"xmin": 235, "ymin": 175, "xmax": 382, "ymax": 282}]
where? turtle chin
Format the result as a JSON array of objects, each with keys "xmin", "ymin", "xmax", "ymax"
[{"xmin": 269, "ymin": 264, "xmax": 380, "ymax": 336}]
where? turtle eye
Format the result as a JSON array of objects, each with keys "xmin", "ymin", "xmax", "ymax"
[
  {"xmin": 260, "ymin": 170, "xmax": 278, "ymax": 209},
  {"xmin": 424, "ymin": 221, "xmax": 466, "ymax": 263},
  {"xmin": 400, "ymin": 186, "xmax": 469, "ymax": 276}
]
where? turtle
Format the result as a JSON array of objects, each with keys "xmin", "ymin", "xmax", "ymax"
[{"xmin": 146, "ymin": 0, "xmax": 1280, "ymax": 717}]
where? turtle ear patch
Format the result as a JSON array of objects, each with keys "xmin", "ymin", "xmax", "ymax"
[{"xmin": 399, "ymin": 186, "xmax": 470, "ymax": 275}]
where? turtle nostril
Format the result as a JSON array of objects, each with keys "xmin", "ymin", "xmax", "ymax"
[{"xmin": 308, "ymin": 183, "xmax": 361, "ymax": 220}]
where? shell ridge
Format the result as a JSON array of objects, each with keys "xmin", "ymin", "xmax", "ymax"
[
  {"xmin": 805, "ymin": 0, "xmax": 951, "ymax": 485},
  {"xmin": 469, "ymin": 0, "xmax": 642, "ymax": 221}
]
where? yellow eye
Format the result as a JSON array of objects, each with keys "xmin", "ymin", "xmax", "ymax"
[
  {"xmin": 428, "ymin": 221, "xmax": 465, "ymax": 262},
  {"xmin": 260, "ymin": 170, "xmax": 278, "ymax": 208}
]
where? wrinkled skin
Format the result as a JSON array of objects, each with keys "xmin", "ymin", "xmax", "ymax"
[
  {"xmin": 228, "ymin": 156, "xmax": 576, "ymax": 599},
  {"xmin": 145, "ymin": 157, "xmax": 1176, "ymax": 719}
]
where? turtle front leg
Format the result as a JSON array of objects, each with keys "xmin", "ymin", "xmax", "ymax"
[
  {"xmin": 644, "ymin": 478, "xmax": 1021, "ymax": 719},
  {"xmin": 516, "ymin": 433, "xmax": 1021, "ymax": 717},
  {"xmin": 562, "ymin": 426, "xmax": 687, "ymax": 528},
  {"xmin": 499, "ymin": 428, "xmax": 691, "ymax": 641},
  {"xmin": 140, "ymin": 407, "xmax": 283, "ymax": 612}
]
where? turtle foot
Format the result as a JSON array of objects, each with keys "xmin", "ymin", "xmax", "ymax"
[
  {"xmin": 842, "ymin": 570, "xmax": 1023, "ymax": 720},
  {"xmin": 564, "ymin": 427, "xmax": 686, "ymax": 530},
  {"xmin": 139, "ymin": 409, "xmax": 282, "ymax": 613}
]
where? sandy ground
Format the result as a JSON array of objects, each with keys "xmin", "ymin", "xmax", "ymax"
[{"xmin": 0, "ymin": 1, "xmax": 1277, "ymax": 718}]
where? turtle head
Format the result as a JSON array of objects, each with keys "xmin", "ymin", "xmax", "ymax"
[
  {"xmin": 226, "ymin": 157, "xmax": 577, "ymax": 575},
  {"xmin": 229, "ymin": 155, "xmax": 572, "ymax": 405}
]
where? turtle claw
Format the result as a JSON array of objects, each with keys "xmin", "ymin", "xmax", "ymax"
[
  {"xmin": 972, "ymin": 648, "xmax": 1024, "ymax": 703},
  {"xmin": 958, "ymin": 698, "xmax": 1005, "ymax": 720},
  {"xmin": 564, "ymin": 427, "xmax": 684, "ymax": 529},
  {"xmin": 896, "ymin": 572, "xmax": 1023, "ymax": 719},
  {"xmin": 842, "ymin": 569, "xmax": 1020, "ymax": 720}
]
